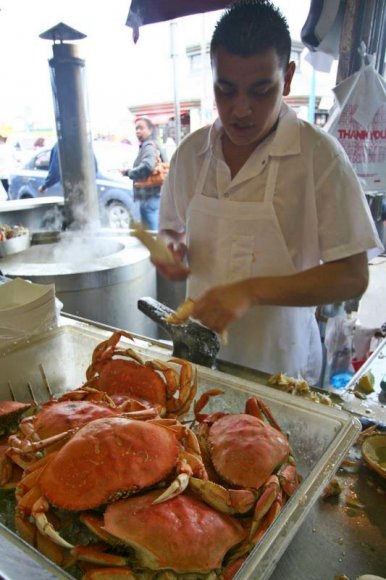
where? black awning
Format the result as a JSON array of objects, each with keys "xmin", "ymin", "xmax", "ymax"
[{"xmin": 126, "ymin": 0, "xmax": 231, "ymax": 42}]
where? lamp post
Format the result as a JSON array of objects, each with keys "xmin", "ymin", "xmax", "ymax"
[
  {"xmin": 40, "ymin": 22, "xmax": 99, "ymax": 229},
  {"xmin": 170, "ymin": 20, "xmax": 181, "ymax": 145}
]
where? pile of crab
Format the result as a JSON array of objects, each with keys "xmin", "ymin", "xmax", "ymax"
[{"xmin": 0, "ymin": 331, "xmax": 301, "ymax": 579}]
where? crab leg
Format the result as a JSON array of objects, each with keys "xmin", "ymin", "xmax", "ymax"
[
  {"xmin": 245, "ymin": 397, "xmax": 282, "ymax": 432},
  {"xmin": 249, "ymin": 475, "xmax": 280, "ymax": 538},
  {"xmin": 9, "ymin": 428, "xmax": 76, "ymax": 455},
  {"xmin": 0, "ymin": 445, "xmax": 13, "ymax": 487},
  {"xmin": 229, "ymin": 487, "xmax": 283, "ymax": 563},
  {"xmin": 80, "ymin": 568, "xmax": 136, "ymax": 579},
  {"xmin": 71, "ymin": 544, "xmax": 127, "ymax": 567},
  {"xmin": 278, "ymin": 462, "xmax": 301, "ymax": 496},
  {"xmin": 193, "ymin": 389, "xmax": 225, "ymax": 422}
]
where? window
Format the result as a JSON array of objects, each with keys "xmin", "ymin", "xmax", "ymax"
[
  {"xmin": 186, "ymin": 43, "xmax": 210, "ymax": 75},
  {"xmin": 291, "ymin": 40, "xmax": 303, "ymax": 72},
  {"xmin": 35, "ymin": 150, "xmax": 50, "ymax": 170}
]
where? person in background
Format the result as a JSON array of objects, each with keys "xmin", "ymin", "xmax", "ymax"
[
  {"xmin": 38, "ymin": 143, "xmax": 60, "ymax": 193},
  {"xmin": 154, "ymin": 0, "xmax": 383, "ymax": 386},
  {"xmin": 38, "ymin": 142, "xmax": 98, "ymax": 194},
  {"xmin": 0, "ymin": 133, "xmax": 14, "ymax": 195},
  {"xmin": 33, "ymin": 137, "xmax": 46, "ymax": 150},
  {"xmin": 125, "ymin": 117, "xmax": 162, "ymax": 231}
]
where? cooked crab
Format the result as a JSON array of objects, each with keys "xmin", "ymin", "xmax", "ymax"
[
  {"xmin": 187, "ymin": 393, "xmax": 301, "ymax": 561},
  {"xmin": 83, "ymin": 331, "xmax": 197, "ymax": 418},
  {"xmin": 15, "ymin": 415, "xmax": 207, "ymax": 555},
  {"xmin": 75, "ymin": 490, "xmax": 246, "ymax": 576}
]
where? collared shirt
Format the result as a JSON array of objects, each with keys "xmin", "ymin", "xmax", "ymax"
[{"xmin": 160, "ymin": 103, "xmax": 383, "ymax": 271}]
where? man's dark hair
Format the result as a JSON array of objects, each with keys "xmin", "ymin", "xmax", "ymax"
[{"xmin": 210, "ymin": 0, "xmax": 291, "ymax": 68}]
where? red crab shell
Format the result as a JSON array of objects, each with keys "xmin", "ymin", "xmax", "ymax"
[
  {"xmin": 209, "ymin": 414, "xmax": 290, "ymax": 490},
  {"xmin": 103, "ymin": 490, "xmax": 246, "ymax": 573},
  {"xmin": 39, "ymin": 417, "xmax": 179, "ymax": 510},
  {"xmin": 9, "ymin": 400, "xmax": 121, "ymax": 456},
  {"xmin": 92, "ymin": 359, "xmax": 167, "ymax": 408},
  {"xmin": 30, "ymin": 400, "xmax": 118, "ymax": 441},
  {"xmin": 0, "ymin": 401, "xmax": 32, "ymax": 434}
]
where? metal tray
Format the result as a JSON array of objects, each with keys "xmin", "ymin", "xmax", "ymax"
[{"xmin": 0, "ymin": 322, "xmax": 361, "ymax": 580}]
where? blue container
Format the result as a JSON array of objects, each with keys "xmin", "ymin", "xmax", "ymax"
[{"xmin": 330, "ymin": 371, "xmax": 354, "ymax": 389}]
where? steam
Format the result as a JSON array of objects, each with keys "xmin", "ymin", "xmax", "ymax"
[{"xmin": 52, "ymin": 234, "xmax": 120, "ymax": 263}]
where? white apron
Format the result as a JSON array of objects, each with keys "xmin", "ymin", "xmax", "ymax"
[{"xmin": 186, "ymin": 153, "xmax": 322, "ymax": 385}]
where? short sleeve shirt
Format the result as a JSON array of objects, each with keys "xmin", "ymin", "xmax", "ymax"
[{"xmin": 160, "ymin": 104, "xmax": 383, "ymax": 272}]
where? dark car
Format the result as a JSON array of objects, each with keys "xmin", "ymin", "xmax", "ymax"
[{"xmin": 7, "ymin": 147, "xmax": 140, "ymax": 229}]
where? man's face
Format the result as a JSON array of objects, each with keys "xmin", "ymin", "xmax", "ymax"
[
  {"xmin": 135, "ymin": 121, "xmax": 151, "ymax": 143},
  {"xmin": 212, "ymin": 47, "xmax": 295, "ymax": 150}
]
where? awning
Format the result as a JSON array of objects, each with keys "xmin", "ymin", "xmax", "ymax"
[
  {"xmin": 126, "ymin": 0, "xmax": 231, "ymax": 42},
  {"xmin": 129, "ymin": 100, "xmax": 202, "ymax": 124}
]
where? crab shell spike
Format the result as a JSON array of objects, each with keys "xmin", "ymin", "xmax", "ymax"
[{"xmin": 152, "ymin": 473, "xmax": 190, "ymax": 504}]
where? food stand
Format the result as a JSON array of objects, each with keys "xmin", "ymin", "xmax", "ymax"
[{"xmin": 1, "ymin": 1, "xmax": 386, "ymax": 579}]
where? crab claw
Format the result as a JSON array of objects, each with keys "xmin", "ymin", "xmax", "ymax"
[
  {"xmin": 152, "ymin": 473, "xmax": 190, "ymax": 504},
  {"xmin": 33, "ymin": 496, "xmax": 73, "ymax": 549},
  {"xmin": 189, "ymin": 477, "xmax": 256, "ymax": 514}
]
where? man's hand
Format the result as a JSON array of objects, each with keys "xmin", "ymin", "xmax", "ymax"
[
  {"xmin": 38, "ymin": 185, "xmax": 46, "ymax": 193},
  {"xmin": 151, "ymin": 241, "xmax": 190, "ymax": 281},
  {"xmin": 191, "ymin": 280, "xmax": 253, "ymax": 333}
]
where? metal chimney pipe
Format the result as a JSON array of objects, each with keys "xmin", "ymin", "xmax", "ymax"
[{"xmin": 48, "ymin": 42, "xmax": 100, "ymax": 229}]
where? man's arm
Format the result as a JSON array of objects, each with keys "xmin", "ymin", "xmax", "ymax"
[
  {"xmin": 191, "ymin": 252, "xmax": 369, "ymax": 333},
  {"xmin": 128, "ymin": 143, "xmax": 156, "ymax": 180},
  {"xmin": 38, "ymin": 146, "xmax": 60, "ymax": 192}
]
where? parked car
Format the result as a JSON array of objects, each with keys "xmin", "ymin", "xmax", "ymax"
[{"xmin": 7, "ymin": 147, "xmax": 140, "ymax": 228}]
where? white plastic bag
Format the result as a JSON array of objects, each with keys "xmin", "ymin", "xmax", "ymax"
[{"xmin": 324, "ymin": 48, "xmax": 386, "ymax": 190}]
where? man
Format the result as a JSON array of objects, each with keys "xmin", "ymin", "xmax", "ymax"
[
  {"xmin": 126, "ymin": 117, "xmax": 163, "ymax": 231},
  {"xmin": 155, "ymin": 0, "xmax": 383, "ymax": 385}
]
